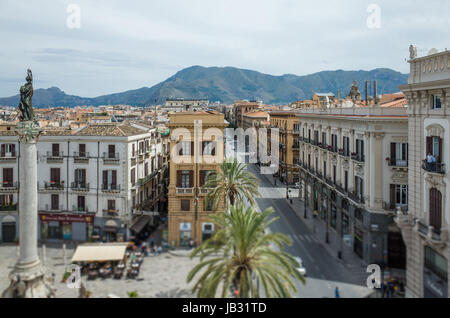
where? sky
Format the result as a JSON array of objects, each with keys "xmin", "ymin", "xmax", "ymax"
[{"xmin": 0, "ymin": 0, "xmax": 449, "ymax": 97}]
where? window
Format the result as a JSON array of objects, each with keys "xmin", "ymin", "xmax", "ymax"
[
  {"xmin": 130, "ymin": 168, "xmax": 135, "ymax": 186},
  {"xmin": 74, "ymin": 169, "xmax": 86, "ymax": 185},
  {"xmin": 355, "ymin": 176, "xmax": 364, "ymax": 199},
  {"xmin": 331, "ymin": 134, "xmax": 338, "ymax": 151},
  {"xmin": 78, "ymin": 144, "xmax": 86, "ymax": 157},
  {"xmin": 103, "ymin": 170, "xmax": 117, "ymax": 189},
  {"xmin": 424, "ymin": 246, "xmax": 447, "ymax": 281},
  {"xmin": 390, "ymin": 143, "xmax": 408, "ymax": 166},
  {"xmin": 51, "ymin": 194, "xmax": 59, "ymax": 211},
  {"xmin": 50, "ymin": 168, "xmax": 60, "ymax": 185},
  {"xmin": 426, "ymin": 136, "xmax": 442, "ymax": 163},
  {"xmin": 132, "ymin": 144, "xmax": 136, "ymax": 157},
  {"xmin": 323, "ymin": 161, "xmax": 327, "ymax": 177},
  {"xmin": 355, "ymin": 139, "xmax": 365, "ymax": 161},
  {"xmin": 432, "ymin": 95, "xmax": 442, "ymax": 109},
  {"xmin": 52, "ymin": 144, "xmax": 60, "ymax": 156},
  {"xmin": 331, "ymin": 205, "xmax": 337, "ymax": 229},
  {"xmin": 202, "ymin": 223, "xmax": 214, "ymax": 241},
  {"xmin": 108, "ymin": 145, "xmax": 115, "ymax": 158},
  {"xmin": 145, "ymin": 163, "xmax": 149, "ymax": 176},
  {"xmin": 200, "ymin": 170, "xmax": 213, "ymax": 187},
  {"xmin": 108, "ymin": 200, "xmax": 116, "ymax": 211},
  {"xmin": 202, "ymin": 141, "xmax": 216, "ymax": 156},
  {"xmin": 181, "ymin": 199, "xmax": 190, "ymax": 211},
  {"xmin": 77, "ymin": 196, "xmax": 85, "ymax": 211},
  {"xmin": 177, "ymin": 170, "xmax": 193, "ymax": 188},
  {"xmin": 429, "ymin": 188, "xmax": 442, "ymax": 232},
  {"xmin": 204, "ymin": 198, "xmax": 213, "ymax": 211},
  {"xmin": 343, "ymin": 136, "xmax": 350, "ymax": 156},
  {"xmin": 2, "ymin": 168, "xmax": 13, "ymax": 186},
  {"xmin": 294, "ymin": 124, "xmax": 299, "ymax": 132},
  {"xmin": 0, "ymin": 144, "xmax": 15, "ymax": 157},
  {"xmin": 333, "ymin": 166, "xmax": 337, "ymax": 184},
  {"xmin": 344, "ymin": 171, "xmax": 348, "ymax": 192},
  {"xmin": 322, "ymin": 132, "xmax": 327, "ymax": 145},
  {"xmin": 178, "ymin": 141, "xmax": 192, "ymax": 156},
  {"xmin": 0, "ymin": 194, "xmax": 13, "ymax": 206}
]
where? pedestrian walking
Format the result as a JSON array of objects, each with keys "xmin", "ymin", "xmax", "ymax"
[
  {"xmin": 157, "ymin": 246, "xmax": 162, "ymax": 255},
  {"xmin": 335, "ymin": 286, "xmax": 340, "ymax": 298}
]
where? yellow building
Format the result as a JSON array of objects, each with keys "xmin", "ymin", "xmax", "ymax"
[
  {"xmin": 167, "ymin": 111, "xmax": 227, "ymax": 247},
  {"xmin": 269, "ymin": 112, "xmax": 300, "ymax": 184}
]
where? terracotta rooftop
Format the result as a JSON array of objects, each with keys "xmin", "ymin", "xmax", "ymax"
[{"xmin": 76, "ymin": 123, "xmax": 147, "ymax": 137}]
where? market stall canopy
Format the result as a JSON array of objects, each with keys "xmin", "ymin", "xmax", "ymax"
[
  {"xmin": 71, "ymin": 243, "xmax": 128, "ymax": 262},
  {"xmin": 130, "ymin": 215, "xmax": 151, "ymax": 234}
]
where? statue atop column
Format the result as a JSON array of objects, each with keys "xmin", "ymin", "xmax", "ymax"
[
  {"xmin": 347, "ymin": 80, "xmax": 361, "ymax": 102},
  {"xmin": 18, "ymin": 69, "xmax": 35, "ymax": 122}
]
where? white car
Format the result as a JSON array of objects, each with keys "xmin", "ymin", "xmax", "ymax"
[{"xmin": 294, "ymin": 257, "xmax": 306, "ymax": 276}]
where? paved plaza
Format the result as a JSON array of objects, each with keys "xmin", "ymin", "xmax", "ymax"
[{"xmin": 0, "ymin": 245, "xmax": 198, "ymax": 298}]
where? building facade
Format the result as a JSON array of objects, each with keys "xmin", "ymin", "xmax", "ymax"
[
  {"xmin": 167, "ymin": 111, "xmax": 227, "ymax": 247},
  {"xmin": 397, "ymin": 49, "xmax": 450, "ymax": 298},
  {"xmin": 295, "ymin": 105, "xmax": 409, "ymax": 266},
  {"xmin": 269, "ymin": 112, "xmax": 300, "ymax": 184},
  {"xmin": 0, "ymin": 122, "xmax": 168, "ymax": 243}
]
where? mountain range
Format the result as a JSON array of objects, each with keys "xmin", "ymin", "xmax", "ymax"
[{"xmin": 0, "ymin": 66, "xmax": 408, "ymax": 107}]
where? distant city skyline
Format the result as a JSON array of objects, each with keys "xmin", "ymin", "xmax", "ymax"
[{"xmin": 0, "ymin": 0, "xmax": 449, "ymax": 97}]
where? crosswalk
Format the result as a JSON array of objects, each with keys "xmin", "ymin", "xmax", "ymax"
[{"xmin": 293, "ymin": 233, "xmax": 319, "ymax": 244}]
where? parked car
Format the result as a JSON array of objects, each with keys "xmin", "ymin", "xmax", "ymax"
[{"xmin": 294, "ymin": 257, "xmax": 306, "ymax": 276}]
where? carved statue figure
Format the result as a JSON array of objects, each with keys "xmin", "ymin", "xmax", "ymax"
[
  {"xmin": 17, "ymin": 69, "xmax": 35, "ymax": 122},
  {"xmin": 409, "ymin": 45, "xmax": 418, "ymax": 60},
  {"xmin": 347, "ymin": 80, "xmax": 361, "ymax": 101}
]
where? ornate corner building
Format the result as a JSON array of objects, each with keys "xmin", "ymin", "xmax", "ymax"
[{"xmin": 398, "ymin": 49, "xmax": 450, "ymax": 298}]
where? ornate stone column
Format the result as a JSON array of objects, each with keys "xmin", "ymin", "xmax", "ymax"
[{"xmin": 2, "ymin": 121, "xmax": 54, "ymax": 298}]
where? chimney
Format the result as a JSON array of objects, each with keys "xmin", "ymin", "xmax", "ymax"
[
  {"xmin": 373, "ymin": 81, "xmax": 378, "ymax": 104},
  {"xmin": 365, "ymin": 81, "xmax": 369, "ymax": 105}
]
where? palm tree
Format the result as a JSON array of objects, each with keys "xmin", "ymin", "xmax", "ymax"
[
  {"xmin": 203, "ymin": 158, "xmax": 260, "ymax": 210},
  {"xmin": 187, "ymin": 204, "xmax": 305, "ymax": 298}
]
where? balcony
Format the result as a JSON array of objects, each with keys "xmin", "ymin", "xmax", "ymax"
[
  {"xmin": 101, "ymin": 184, "xmax": 121, "ymax": 193},
  {"xmin": 292, "ymin": 144, "xmax": 300, "ymax": 151},
  {"xmin": 388, "ymin": 159, "xmax": 408, "ymax": 168},
  {"xmin": 103, "ymin": 209, "xmax": 119, "ymax": 217},
  {"xmin": 416, "ymin": 221, "xmax": 448, "ymax": 245},
  {"xmin": 0, "ymin": 181, "xmax": 18, "ymax": 192},
  {"xmin": 176, "ymin": 187, "xmax": 194, "ymax": 194},
  {"xmin": 339, "ymin": 149, "xmax": 350, "ymax": 157},
  {"xmin": 199, "ymin": 187, "xmax": 213, "ymax": 195},
  {"xmin": 329, "ymin": 145, "xmax": 338, "ymax": 153},
  {"xmin": 44, "ymin": 181, "xmax": 65, "ymax": 191},
  {"xmin": 351, "ymin": 153, "xmax": 365, "ymax": 163},
  {"xmin": 311, "ymin": 140, "xmax": 319, "ymax": 146},
  {"xmin": 383, "ymin": 202, "xmax": 408, "ymax": 212},
  {"xmin": 348, "ymin": 190, "xmax": 365, "ymax": 204},
  {"xmin": 71, "ymin": 182, "xmax": 90, "ymax": 192},
  {"xmin": 0, "ymin": 153, "xmax": 16, "ymax": 162},
  {"xmin": 102, "ymin": 152, "xmax": 120, "ymax": 164},
  {"xmin": 73, "ymin": 151, "xmax": 89, "ymax": 163},
  {"xmin": 0, "ymin": 203, "xmax": 17, "ymax": 211},
  {"xmin": 422, "ymin": 160, "xmax": 446, "ymax": 174},
  {"xmin": 72, "ymin": 205, "xmax": 90, "ymax": 213},
  {"xmin": 47, "ymin": 151, "xmax": 64, "ymax": 163},
  {"xmin": 293, "ymin": 130, "xmax": 300, "ymax": 135}
]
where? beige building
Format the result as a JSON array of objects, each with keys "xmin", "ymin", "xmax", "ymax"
[
  {"xmin": 269, "ymin": 112, "xmax": 300, "ymax": 184},
  {"xmin": 167, "ymin": 111, "xmax": 227, "ymax": 247},
  {"xmin": 295, "ymin": 102, "xmax": 409, "ymax": 265},
  {"xmin": 397, "ymin": 48, "xmax": 450, "ymax": 298}
]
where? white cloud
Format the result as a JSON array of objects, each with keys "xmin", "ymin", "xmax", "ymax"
[{"xmin": 0, "ymin": 0, "xmax": 449, "ymax": 97}]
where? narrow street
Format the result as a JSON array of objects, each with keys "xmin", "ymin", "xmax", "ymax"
[{"xmin": 246, "ymin": 163, "xmax": 374, "ymax": 298}]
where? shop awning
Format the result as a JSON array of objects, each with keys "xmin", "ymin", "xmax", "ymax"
[
  {"xmin": 130, "ymin": 215, "xmax": 151, "ymax": 234},
  {"xmin": 103, "ymin": 220, "xmax": 118, "ymax": 232},
  {"xmin": 71, "ymin": 243, "xmax": 128, "ymax": 263}
]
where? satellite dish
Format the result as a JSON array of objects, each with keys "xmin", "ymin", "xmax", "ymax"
[{"xmin": 428, "ymin": 48, "xmax": 439, "ymax": 55}]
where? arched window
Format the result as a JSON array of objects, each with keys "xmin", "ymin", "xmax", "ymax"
[{"xmin": 429, "ymin": 188, "xmax": 442, "ymax": 232}]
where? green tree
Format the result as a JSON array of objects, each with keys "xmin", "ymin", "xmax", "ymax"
[
  {"xmin": 203, "ymin": 158, "xmax": 260, "ymax": 210},
  {"xmin": 187, "ymin": 204, "xmax": 305, "ymax": 298}
]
